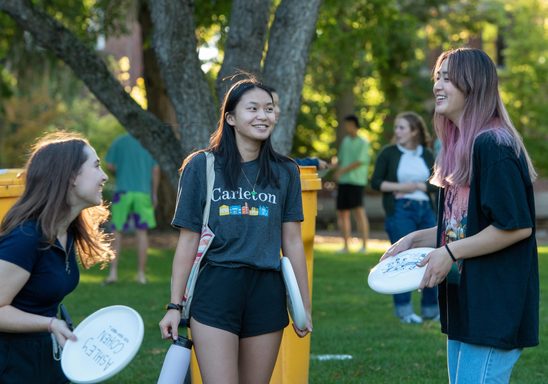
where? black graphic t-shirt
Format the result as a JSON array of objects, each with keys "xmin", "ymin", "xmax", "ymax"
[
  {"xmin": 436, "ymin": 132, "xmax": 539, "ymax": 349},
  {"xmin": 172, "ymin": 152, "xmax": 303, "ymax": 270}
]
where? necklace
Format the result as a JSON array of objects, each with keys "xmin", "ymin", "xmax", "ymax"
[
  {"xmin": 241, "ymin": 166, "xmax": 260, "ymax": 197},
  {"xmin": 56, "ymin": 235, "xmax": 73, "ymax": 274}
]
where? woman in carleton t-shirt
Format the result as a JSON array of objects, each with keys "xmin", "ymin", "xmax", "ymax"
[
  {"xmin": 160, "ymin": 77, "xmax": 312, "ymax": 384},
  {"xmin": 381, "ymin": 48, "xmax": 538, "ymax": 383}
]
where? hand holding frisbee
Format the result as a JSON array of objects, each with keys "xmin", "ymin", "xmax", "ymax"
[
  {"xmin": 61, "ymin": 305, "xmax": 144, "ymax": 383},
  {"xmin": 281, "ymin": 257, "xmax": 307, "ymax": 331},
  {"xmin": 368, "ymin": 248, "xmax": 434, "ymax": 294}
]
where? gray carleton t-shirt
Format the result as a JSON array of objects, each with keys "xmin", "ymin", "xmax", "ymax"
[{"xmin": 172, "ymin": 152, "xmax": 304, "ymax": 270}]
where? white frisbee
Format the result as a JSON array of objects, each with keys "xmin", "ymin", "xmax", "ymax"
[
  {"xmin": 281, "ymin": 257, "xmax": 307, "ymax": 330},
  {"xmin": 61, "ymin": 305, "xmax": 144, "ymax": 383},
  {"xmin": 368, "ymin": 247, "xmax": 434, "ymax": 294}
]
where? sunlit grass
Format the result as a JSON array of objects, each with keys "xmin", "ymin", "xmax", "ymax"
[{"xmin": 63, "ymin": 240, "xmax": 548, "ymax": 383}]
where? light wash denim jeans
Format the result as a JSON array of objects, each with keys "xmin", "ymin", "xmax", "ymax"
[
  {"xmin": 384, "ymin": 199, "xmax": 438, "ymax": 318},
  {"xmin": 447, "ymin": 340, "xmax": 522, "ymax": 384}
]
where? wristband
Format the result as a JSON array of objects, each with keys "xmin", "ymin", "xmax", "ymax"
[
  {"xmin": 48, "ymin": 317, "xmax": 56, "ymax": 333},
  {"xmin": 445, "ymin": 244, "xmax": 457, "ymax": 262},
  {"xmin": 165, "ymin": 303, "xmax": 182, "ymax": 312}
]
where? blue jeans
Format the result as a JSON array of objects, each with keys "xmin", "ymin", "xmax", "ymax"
[
  {"xmin": 385, "ymin": 199, "xmax": 438, "ymax": 318},
  {"xmin": 447, "ymin": 340, "xmax": 522, "ymax": 383}
]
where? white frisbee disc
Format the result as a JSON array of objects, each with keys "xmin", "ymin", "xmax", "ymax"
[
  {"xmin": 368, "ymin": 247, "xmax": 434, "ymax": 294},
  {"xmin": 61, "ymin": 305, "xmax": 144, "ymax": 383},
  {"xmin": 281, "ymin": 257, "xmax": 307, "ymax": 330}
]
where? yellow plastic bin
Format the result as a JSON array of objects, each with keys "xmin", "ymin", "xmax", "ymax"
[
  {"xmin": 189, "ymin": 166, "xmax": 322, "ymax": 383},
  {"xmin": 0, "ymin": 169, "xmax": 25, "ymax": 221}
]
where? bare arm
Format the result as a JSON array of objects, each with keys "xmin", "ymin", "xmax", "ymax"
[
  {"xmin": 0, "ymin": 260, "xmax": 75, "ymax": 346},
  {"xmin": 338, "ymin": 161, "xmax": 363, "ymax": 175},
  {"xmin": 159, "ymin": 228, "xmax": 200, "ymax": 340},
  {"xmin": 381, "ymin": 226, "xmax": 437, "ymax": 261},
  {"xmin": 418, "ymin": 225, "xmax": 532, "ymax": 288},
  {"xmin": 380, "ymin": 181, "xmax": 426, "ymax": 194},
  {"xmin": 282, "ymin": 221, "xmax": 312, "ymax": 337}
]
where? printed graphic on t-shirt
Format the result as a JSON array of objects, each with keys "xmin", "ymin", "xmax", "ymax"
[
  {"xmin": 213, "ymin": 186, "xmax": 276, "ymax": 218},
  {"xmin": 443, "ymin": 184, "xmax": 470, "ymax": 283},
  {"xmin": 443, "ymin": 185, "xmax": 469, "ymax": 244}
]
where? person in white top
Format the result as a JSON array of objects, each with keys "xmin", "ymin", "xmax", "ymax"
[{"xmin": 370, "ymin": 111, "xmax": 438, "ymax": 324}]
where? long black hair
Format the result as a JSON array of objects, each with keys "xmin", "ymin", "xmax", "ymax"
[{"xmin": 182, "ymin": 76, "xmax": 292, "ymax": 189}]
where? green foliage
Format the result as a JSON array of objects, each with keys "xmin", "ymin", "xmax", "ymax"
[
  {"xmin": 293, "ymin": 0, "xmax": 548, "ymax": 177},
  {"xmin": 0, "ymin": 64, "xmax": 124, "ymax": 168},
  {"xmin": 498, "ymin": 0, "xmax": 548, "ymax": 176},
  {"xmin": 1, "ymin": 0, "xmax": 546, "ymax": 175},
  {"xmin": 295, "ymin": 0, "xmax": 447, "ymax": 163}
]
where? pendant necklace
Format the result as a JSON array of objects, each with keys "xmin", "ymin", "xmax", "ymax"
[{"xmin": 241, "ymin": 167, "xmax": 261, "ymax": 197}]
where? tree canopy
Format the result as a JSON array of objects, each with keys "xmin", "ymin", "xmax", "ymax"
[
  {"xmin": 1, "ymin": 0, "xmax": 546, "ymax": 179},
  {"xmin": 0, "ymin": 0, "xmax": 321, "ymax": 187}
]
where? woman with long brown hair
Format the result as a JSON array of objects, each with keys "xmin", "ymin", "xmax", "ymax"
[{"xmin": 0, "ymin": 131, "xmax": 113, "ymax": 383}]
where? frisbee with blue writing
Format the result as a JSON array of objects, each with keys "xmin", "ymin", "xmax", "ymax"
[
  {"xmin": 61, "ymin": 305, "xmax": 144, "ymax": 383},
  {"xmin": 368, "ymin": 248, "xmax": 434, "ymax": 294}
]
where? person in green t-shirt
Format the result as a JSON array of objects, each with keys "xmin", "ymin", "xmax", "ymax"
[
  {"xmin": 104, "ymin": 133, "xmax": 160, "ymax": 284},
  {"xmin": 334, "ymin": 114, "xmax": 370, "ymax": 253}
]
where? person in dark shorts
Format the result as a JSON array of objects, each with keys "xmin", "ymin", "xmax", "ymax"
[
  {"xmin": 0, "ymin": 132, "xmax": 113, "ymax": 383},
  {"xmin": 159, "ymin": 77, "xmax": 312, "ymax": 384},
  {"xmin": 334, "ymin": 114, "xmax": 370, "ymax": 253}
]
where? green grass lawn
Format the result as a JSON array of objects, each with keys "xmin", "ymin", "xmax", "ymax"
[{"xmin": 63, "ymin": 241, "xmax": 548, "ymax": 383}]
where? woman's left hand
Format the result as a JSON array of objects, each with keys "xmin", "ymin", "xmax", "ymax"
[
  {"xmin": 417, "ymin": 247, "xmax": 453, "ymax": 288},
  {"xmin": 51, "ymin": 318, "xmax": 77, "ymax": 347},
  {"xmin": 293, "ymin": 310, "xmax": 312, "ymax": 338}
]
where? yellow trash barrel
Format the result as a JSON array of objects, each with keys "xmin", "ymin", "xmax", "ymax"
[
  {"xmin": 189, "ymin": 166, "xmax": 322, "ymax": 383},
  {"xmin": 0, "ymin": 169, "xmax": 25, "ymax": 221},
  {"xmin": 270, "ymin": 166, "xmax": 321, "ymax": 383}
]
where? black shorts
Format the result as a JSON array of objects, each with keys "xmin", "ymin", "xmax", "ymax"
[
  {"xmin": 190, "ymin": 264, "xmax": 289, "ymax": 338},
  {"xmin": 0, "ymin": 332, "xmax": 68, "ymax": 384},
  {"xmin": 336, "ymin": 184, "xmax": 364, "ymax": 210}
]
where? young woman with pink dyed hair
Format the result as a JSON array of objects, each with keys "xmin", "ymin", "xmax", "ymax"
[{"xmin": 382, "ymin": 48, "xmax": 538, "ymax": 383}]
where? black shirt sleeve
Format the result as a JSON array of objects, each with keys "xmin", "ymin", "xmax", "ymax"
[
  {"xmin": 475, "ymin": 134, "xmax": 534, "ymax": 230},
  {"xmin": 370, "ymin": 146, "xmax": 390, "ymax": 190}
]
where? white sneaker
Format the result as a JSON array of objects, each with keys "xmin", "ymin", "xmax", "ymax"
[{"xmin": 400, "ymin": 313, "xmax": 423, "ymax": 324}]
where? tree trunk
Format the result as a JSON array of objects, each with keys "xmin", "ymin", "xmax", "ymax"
[
  {"xmin": 139, "ymin": 2, "xmax": 177, "ymax": 230},
  {"xmin": 215, "ymin": 0, "xmax": 272, "ymax": 102},
  {"xmin": 334, "ymin": 85, "xmax": 355, "ymax": 150},
  {"xmin": 147, "ymin": 0, "xmax": 217, "ymax": 155},
  {"xmin": 262, "ymin": 0, "xmax": 322, "ymax": 155},
  {"xmin": 0, "ymin": 0, "xmax": 183, "ymax": 187}
]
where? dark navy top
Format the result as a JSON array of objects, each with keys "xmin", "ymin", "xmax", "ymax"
[{"xmin": 0, "ymin": 221, "xmax": 79, "ymax": 317}]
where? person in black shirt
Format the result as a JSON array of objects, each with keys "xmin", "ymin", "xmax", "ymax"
[
  {"xmin": 0, "ymin": 132, "xmax": 114, "ymax": 383},
  {"xmin": 381, "ymin": 48, "xmax": 538, "ymax": 383}
]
